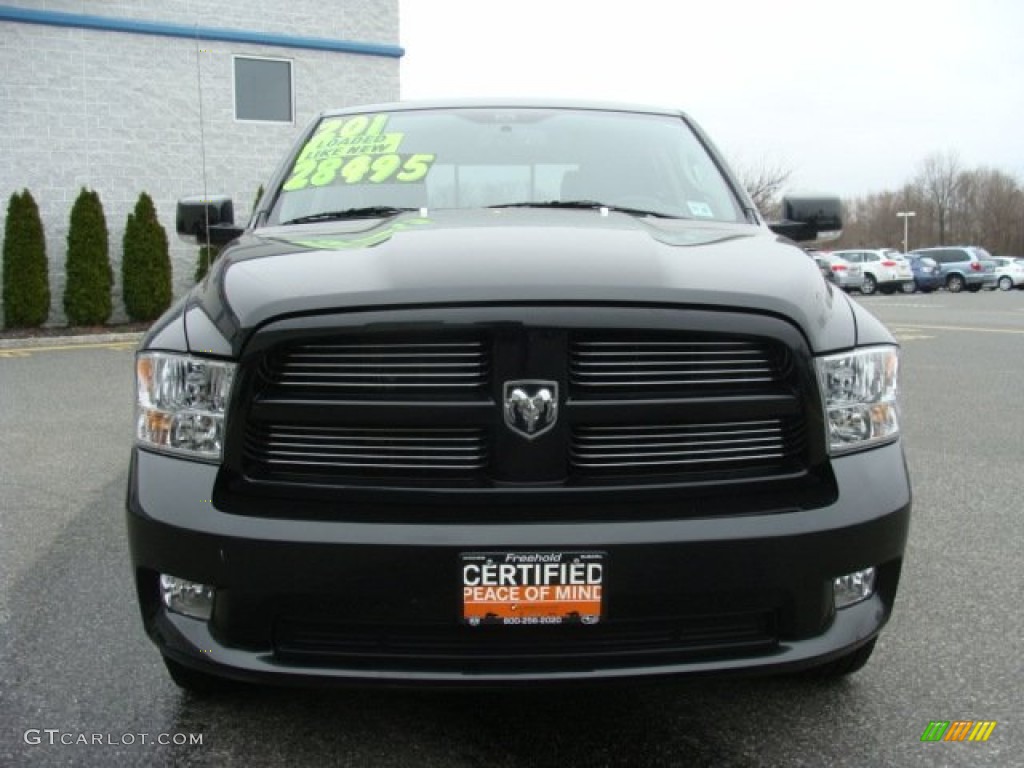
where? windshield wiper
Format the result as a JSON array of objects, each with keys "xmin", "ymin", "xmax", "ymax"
[
  {"xmin": 488, "ymin": 200, "xmax": 685, "ymax": 219},
  {"xmin": 282, "ymin": 206, "xmax": 418, "ymax": 225}
]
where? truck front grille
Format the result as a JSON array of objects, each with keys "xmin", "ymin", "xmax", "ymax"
[{"xmin": 232, "ymin": 308, "xmax": 821, "ymax": 508}]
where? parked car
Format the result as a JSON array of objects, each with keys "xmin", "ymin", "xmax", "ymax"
[
  {"xmin": 811, "ymin": 255, "xmax": 836, "ymax": 285},
  {"xmin": 908, "ymin": 246, "xmax": 997, "ymax": 293},
  {"xmin": 829, "ymin": 249, "xmax": 914, "ymax": 295},
  {"xmin": 905, "ymin": 254, "xmax": 944, "ymax": 293},
  {"xmin": 990, "ymin": 256, "xmax": 1024, "ymax": 291},
  {"xmin": 813, "ymin": 252, "xmax": 865, "ymax": 292},
  {"xmin": 128, "ymin": 100, "xmax": 910, "ymax": 692}
]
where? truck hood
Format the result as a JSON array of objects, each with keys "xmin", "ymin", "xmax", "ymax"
[{"xmin": 180, "ymin": 209, "xmax": 856, "ymax": 355}]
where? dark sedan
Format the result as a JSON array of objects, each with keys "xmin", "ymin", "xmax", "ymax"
[{"xmin": 906, "ymin": 254, "xmax": 944, "ymax": 293}]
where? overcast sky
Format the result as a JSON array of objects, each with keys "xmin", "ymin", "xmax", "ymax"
[{"xmin": 399, "ymin": 0, "xmax": 1024, "ymax": 198}]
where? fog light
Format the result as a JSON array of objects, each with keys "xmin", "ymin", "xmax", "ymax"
[
  {"xmin": 833, "ymin": 567, "xmax": 876, "ymax": 609},
  {"xmin": 160, "ymin": 574, "xmax": 215, "ymax": 620}
]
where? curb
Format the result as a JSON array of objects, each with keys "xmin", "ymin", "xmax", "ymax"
[{"xmin": 0, "ymin": 333, "xmax": 144, "ymax": 350}]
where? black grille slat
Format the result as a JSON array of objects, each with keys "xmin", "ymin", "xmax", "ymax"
[
  {"xmin": 245, "ymin": 425, "xmax": 487, "ymax": 473},
  {"xmin": 265, "ymin": 340, "xmax": 489, "ymax": 396},
  {"xmin": 571, "ymin": 419, "xmax": 803, "ymax": 473},
  {"xmin": 571, "ymin": 337, "xmax": 783, "ymax": 394},
  {"xmin": 274, "ymin": 613, "xmax": 777, "ymax": 671}
]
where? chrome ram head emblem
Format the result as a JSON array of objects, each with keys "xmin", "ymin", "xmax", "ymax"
[{"xmin": 503, "ymin": 381, "xmax": 558, "ymax": 440}]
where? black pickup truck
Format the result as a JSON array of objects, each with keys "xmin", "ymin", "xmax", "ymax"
[{"xmin": 127, "ymin": 100, "xmax": 910, "ymax": 692}]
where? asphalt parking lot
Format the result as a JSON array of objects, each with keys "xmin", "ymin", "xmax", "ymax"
[{"xmin": 1, "ymin": 290, "xmax": 1021, "ymax": 767}]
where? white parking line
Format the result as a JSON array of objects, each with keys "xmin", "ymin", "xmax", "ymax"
[
  {"xmin": 0, "ymin": 341, "xmax": 136, "ymax": 357},
  {"xmin": 889, "ymin": 323, "xmax": 1024, "ymax": 335},
  {"xmin": 892, "ymin": 332, "xmax": 934, "ymax": 342},
  {"xmin": 875, "ymin": 303, "xmax": 946, "ymax": 309}
]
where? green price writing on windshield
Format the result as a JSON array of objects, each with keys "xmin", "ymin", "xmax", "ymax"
[
  {"xmin": 297, "ymin": 114, "xmax": 402, "ymax": 163},
  {"xmin": 283, "ymin": 153, "xmax": 435, "ymax": 190}
]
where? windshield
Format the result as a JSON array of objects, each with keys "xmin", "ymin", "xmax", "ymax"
[{"xmin": 267, "ymin": 107, "xmax": 745, "ymax": 225}]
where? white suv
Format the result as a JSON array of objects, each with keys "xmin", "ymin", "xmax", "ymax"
[{"xmin": 830, "ymin": 249, "xmax": 915, "ymax": 295}]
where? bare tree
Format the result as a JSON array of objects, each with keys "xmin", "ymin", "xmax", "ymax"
[
  {"xmin": 966, "ymin": 168, "xmax": 1024, "ymax": 254},
  {"xmin": 732, "ymin": 149, "xmax": 1023, "ymax": 255},
  {"xmin": 952, "ymin": 170, "xmax": 980, "ymax": 244},
  {"xmin": 832, "ymin": 191, "xmax": 903, "ymax": 249},
  {"xmin": 829, "ymin": 155, "xmax": 1023, "ymax": 255},
  {"xmin": 916, "ymin": 151, "xmax": 962, "ymax": 245},
  {"xmin": 733, "ymin": 159, "xmax": 793, "ymax": 218}
]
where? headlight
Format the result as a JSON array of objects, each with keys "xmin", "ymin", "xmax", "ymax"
[
  {"xmin": 136, "ymin": 352, "xmax": 236, "ymax": 461},
  {"xmin": 815, "ymin": 346, "xmax": 899, "ymax": 455}
]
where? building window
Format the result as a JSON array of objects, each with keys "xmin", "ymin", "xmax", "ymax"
[{"xmin": 233, "ymin": 56, "xmax": 293, "ymax": 123}]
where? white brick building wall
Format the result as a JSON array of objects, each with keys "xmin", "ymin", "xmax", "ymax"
[{"xmin": 0, "ymin": 1, "xmax": 400, "ymax": 325}]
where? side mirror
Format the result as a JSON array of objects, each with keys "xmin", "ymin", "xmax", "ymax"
[
  {"xmin": 176, "ymin": 195, "xmax": 242, "ymax": 247},
  {"xmin": 769, "ymin": 196, "xmax": 843, "ymax": 243}
]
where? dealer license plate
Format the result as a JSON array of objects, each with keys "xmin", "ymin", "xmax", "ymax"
[{"xmin": 461, "ymin": 551, "xmax": 605, "ymax": 626}]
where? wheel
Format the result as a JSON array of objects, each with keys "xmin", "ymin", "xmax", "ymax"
[
  {"xmin": 162, "ymin": 656, "xmax": 239, "ymax": 695},
  {"xmin": 800, "ymin": 638, "xmax": 877, "ymax": 680},
  {"xmin": 999, "ymin": 276, "xmax": 1013, "ymax": 291},
  {"xmin": 900, "ymin": 281, "xmax": 916, "ymax": 294},
  {"xmin": 946, "ymin": 274, "xmax": 965, "ymax": 293},
  {"xmin": 860, "ymin": 274, "xmax": 877, "ymax": 295}
]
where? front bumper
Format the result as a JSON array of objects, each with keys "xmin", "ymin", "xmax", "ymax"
[{"xmin": 126, "ymin": 442, "xmax": 911, "ymax": 685}]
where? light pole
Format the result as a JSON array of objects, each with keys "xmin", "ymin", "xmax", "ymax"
[{"xmin": 896, "ymin": 211, "xmax": 916, "ymax": 254}]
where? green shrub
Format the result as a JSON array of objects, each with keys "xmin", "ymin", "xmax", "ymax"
[
  {"xmin": 2, "ymin": 189, "xmax": 50, "ymax": 328},
  {"xmin": 64, "ymin": 187, "xmax": 112, "ymax": 325},
  {"xmin": 195, "ymin": 245, "xmax": 220, "ymax": 283},
  {"xmin": 122, "ymin": 192, "xmax": 172, "ymax": 322}
]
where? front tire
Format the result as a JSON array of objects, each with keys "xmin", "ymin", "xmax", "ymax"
[
  {"xmin": 999, "ymin": 276, "xmax": 1013, "ymax": 291},
  {"xmin": 947, "ymin": 274, "xmax": 966, "ymax": 293},
  {"xmin": 861, "ymin": 274, "xmax": 877, "ymax": 295}
]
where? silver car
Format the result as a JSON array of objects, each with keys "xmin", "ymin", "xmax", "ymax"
[
  {"xmin": 814, "ymin": 252, "xmax": 865, "ymax": 291},
  {"xmin": 908, "ymin": 246, "xmax": 998, "ymax": 293},
  {"xmin": 830, "ymin": 249, "xmax": 915, "ymax": 295}
]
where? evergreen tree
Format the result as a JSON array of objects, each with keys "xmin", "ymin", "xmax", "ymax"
[
  {"xmin": 195, "ymin": 245, "xmax": 220, "ymax": 283},
  {"xmin": 64, "ymin": 187, "xmax": 112, "ymax": 325},
  {"xmin": 2, "ymin": 189, "xmax": 50, "ymax": 328},
  {"xmin": 122, "ymin": 192, "xmax": 172, "ymax": 322}
]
